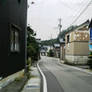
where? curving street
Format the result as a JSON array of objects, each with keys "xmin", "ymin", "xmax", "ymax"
[{"xmin": 39, "ymin": 56, "xmax": 92, "ymax": 92}]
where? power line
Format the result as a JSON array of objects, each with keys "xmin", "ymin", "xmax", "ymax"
[
  {"xmin": 71, "ymin": 0, "xmax": 92, "ymax": 25},
  {"xmin": 58, "ymin": 0, "xmax": 74, "ymax": 10},
  {"xmin": 58, "ymin": 0, "xmax": 89, "ymax": 27},
  {"xmin": 59, "ymin": 0, "xmax": 92, "ymax": 26},
  {"xmin": 58, "ymin": 0, "xmax": 85, "ymax": 13}
]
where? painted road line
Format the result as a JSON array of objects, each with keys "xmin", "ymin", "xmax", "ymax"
[{"xmin": 37, "ymin": 63, "xmax": 47, "ymax": 92}]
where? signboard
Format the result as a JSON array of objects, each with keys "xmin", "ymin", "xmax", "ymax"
[
  {"xmin": 89, "ymin": 42, "xmax": 92, "ymax": 51},
  {"xmin": 90, "ymin": 28, "xmax": 92, "ymax": 41},
  {"xmin": 89, "ymin": 28, "xmax": 92, "ymax": 51}
]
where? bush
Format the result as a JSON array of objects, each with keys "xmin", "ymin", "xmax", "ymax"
[
  {"xmin": 88, "ymin": 57, "xmax": 92, "ymax": 69},
  {"xmin": 27, "ymin": 26, "xmax": 40, "ymax": 64},
  {"xmin": 48, "ymin": 49, "xmax": 54, "ymax": 57},
  {"xmin": 88, "ymin": 52, "xmax": 92, "ymax": 69}
]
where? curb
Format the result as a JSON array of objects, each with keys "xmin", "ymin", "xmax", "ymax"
[
  {"xmin": 0, "ymin": 70, "xmax": 24, "ymax": 90},
  {"xmin": 21, "ymin": 66, "xmax": 40, "ymax": 92},
  {"xmin": 60, "ymin": 60, "xmax": 92, "ymax": 75},
  {"xmin": 37, "ymin": 62, "xmax": 47, "ymax": 92}
]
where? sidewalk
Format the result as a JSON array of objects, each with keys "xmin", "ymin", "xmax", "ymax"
[
  {"xmin": 0, "ymin": 70, "xmax": 24, "ymax": 90},
  {"xmin": 0, "ymin": 70, "xmax": 28, "ymax": 92},
  {"xmin": 21, "ymin": 66, "xmax": 40, "ymax": 92}
]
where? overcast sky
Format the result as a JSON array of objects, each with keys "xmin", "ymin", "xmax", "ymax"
[{"xmin": 27, "ymin": 0, "xmax": 92, "ymax": 40}]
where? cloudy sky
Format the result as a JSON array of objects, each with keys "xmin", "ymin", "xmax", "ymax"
[{"xmin": 27, "ymin": 0, "xmax": 92, "ymax": 40}]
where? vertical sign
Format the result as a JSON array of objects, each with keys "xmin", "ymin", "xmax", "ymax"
[
  {"xmin": 89, "ymin": 42, "xmax": 92, "ymax": 51},
  {"xmin": 89, "ymin": 28, "xmax": 92, "ymax": 51},
  {"xmin": 90, "ymin": 28, "xmax": 92, "ymax": 41}
]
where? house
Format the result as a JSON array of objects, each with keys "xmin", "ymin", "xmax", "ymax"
[
  {"xmin": 65, "ymin": 20, "xmax": 89, "ymax": 64},
  {"xmin": 0, "ymin": 0, "xmax": 27, "ymax": 77},
  {"xmin": 46, "ymin": 45, "xmax": 53, "ymax": 54},
  {"xmin": 88, "ymin": 19, "xmax": 92, "ymax": 68},
  {"xmin": 59, "ymin": 37, "xmax": 65, "ymax": 60},
  {"xmin": 58, "ymin": 31, "xmax": 66, "ymax": 60},
  {"xmin": 53, "ymin": 43, "xmax": 60, "ymax": 58},
  {"xmin": 89, "ymin": 19, "xmax": 92, "ymax": 53},
  {"xmin": 40, "ymin": 45, "xmax": 48, "ymax": 56},
  {"xmin": 40, "ymin": 45, "xmax": 53, "ymax": 56}
]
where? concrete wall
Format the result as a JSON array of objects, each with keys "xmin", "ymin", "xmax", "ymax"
[
  {"xmin": 54, "ymin": 48, "xmax": 60, "ymax": 58},
  {"xmin": 65, "ymin": 26, "xmax": 89, "ymax": 64},
  {"xmin": 65, "ymin": 42, "xmax": 74, "ymax": 55},
  {"xmin": 60, "ymin": 44, "xmax": 65, "ymax": 60},
  {"xmin": 65, "ymin": 31, "xmax": 89, "ymax": 43},
  {"xmin": 65, "ymin": 55, "xmax": 88, "ymax": 64},
  {"xmin": 73, "ymin": 42, "xmax": 89, "ymax": 56}
]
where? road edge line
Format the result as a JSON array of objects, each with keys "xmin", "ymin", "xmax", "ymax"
[{"xmin": 37, "ymin": 62, "xmax": 47, "ymax": 92}]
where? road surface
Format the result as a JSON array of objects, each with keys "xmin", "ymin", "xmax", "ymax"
[{"xmin": 39, "ymin": 56, "xmax": 92, "ymax": 92}]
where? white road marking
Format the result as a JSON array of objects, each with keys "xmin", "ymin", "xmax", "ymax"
[{"xmin": 37, "ymin": 62, "xmax": 47, "ymax": 92}]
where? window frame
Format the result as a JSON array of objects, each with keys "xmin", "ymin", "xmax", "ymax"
[
  {"xmin": 10, "ymin": 24, "xmax": 21, "ymax": 53},
  {"xmin": 67, "ymin": 35, "xmax": 70, "ymax": 43},
  {"xmin": 18, "ymin": 0, "xmax": 21, "ymax": 4}
]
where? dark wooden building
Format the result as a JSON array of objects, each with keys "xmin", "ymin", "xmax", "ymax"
[{"xmin": 0, "ymin": 0, "xmax": 27, "ymax": 77}]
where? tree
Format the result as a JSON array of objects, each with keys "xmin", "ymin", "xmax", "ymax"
[
  {"xmin": 27, "ymin": 26, "xmax": 39, "ymax": 64},
  {"xmin": 47, "ymin": 49, "xmax": 54, "ymax": 57}
]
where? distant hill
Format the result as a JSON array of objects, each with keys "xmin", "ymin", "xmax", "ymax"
[{"xmin": 41, "ymin": 39, "xmax": 59, "ymax": 46}]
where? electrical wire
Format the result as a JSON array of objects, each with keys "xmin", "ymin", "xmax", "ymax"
[
  {"xmin": 58, "ymin": 0, "xmax": 92, "ymax": 27},
  {"xmin": 58, "ymin": 0, "xmax": 89, "ymax": 27},
  {"xmin": 58, "ymin": 0, "xmax": 85, "ymax": 13},
  {"xmin": 58, "ymin": 0, "xmax": 74, "ymax": 10},
  {"xmin": 71, "ymin": 0, "xmax": 92, "ymax": 25}
]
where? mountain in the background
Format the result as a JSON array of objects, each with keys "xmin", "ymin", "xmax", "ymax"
[{"xmin": 41, "ymin": 39, "xmax": 59, "ymax": 46}]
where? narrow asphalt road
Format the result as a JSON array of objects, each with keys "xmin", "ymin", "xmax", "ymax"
[{"xmin": 39, "ymin": 56, "xmax": 92, "ymax": 92}]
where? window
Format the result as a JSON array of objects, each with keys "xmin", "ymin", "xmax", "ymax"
[
  {"xmin": 18, "ymin": 0, "xmax": 21, "ymax": 3},
  {"xmin": 10, "ymin": 24, "xmax": 20, "ymax": 52},
  {"xmin": 67, "ymin": 35, "xmax": 70, "ymax": 43}
]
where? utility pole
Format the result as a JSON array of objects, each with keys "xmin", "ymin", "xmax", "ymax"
[
  {"xmin": 50, "ymin": 34, "xmax": 52, "ymax": 50},
  {"xmin": 58, "ymin": 18, "xmax": 62, "ymax": 33},
  {"xmin": 58, "ymin": 18, "xmax": 62, "ymax": 59}
]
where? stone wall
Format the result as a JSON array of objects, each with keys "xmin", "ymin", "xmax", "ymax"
[{"xmin": 65, "ymin": 55, "xmax": 88, "ymax": 64}]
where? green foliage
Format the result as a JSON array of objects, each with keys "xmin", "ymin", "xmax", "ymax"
[
  {"xmin": 27, "ymin": 26, "xmax": 40, "ymax": 64},
  {"xmin": 41, "ymin": 39, "xmax": 58, "ymax": 46},
  {"xmin": 88, "ymin": 52, "xmax": 92, "ymax": 69},
  {"xmin": 47, "ymin": 49, "xmax": 54, "ymax": 57}
]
